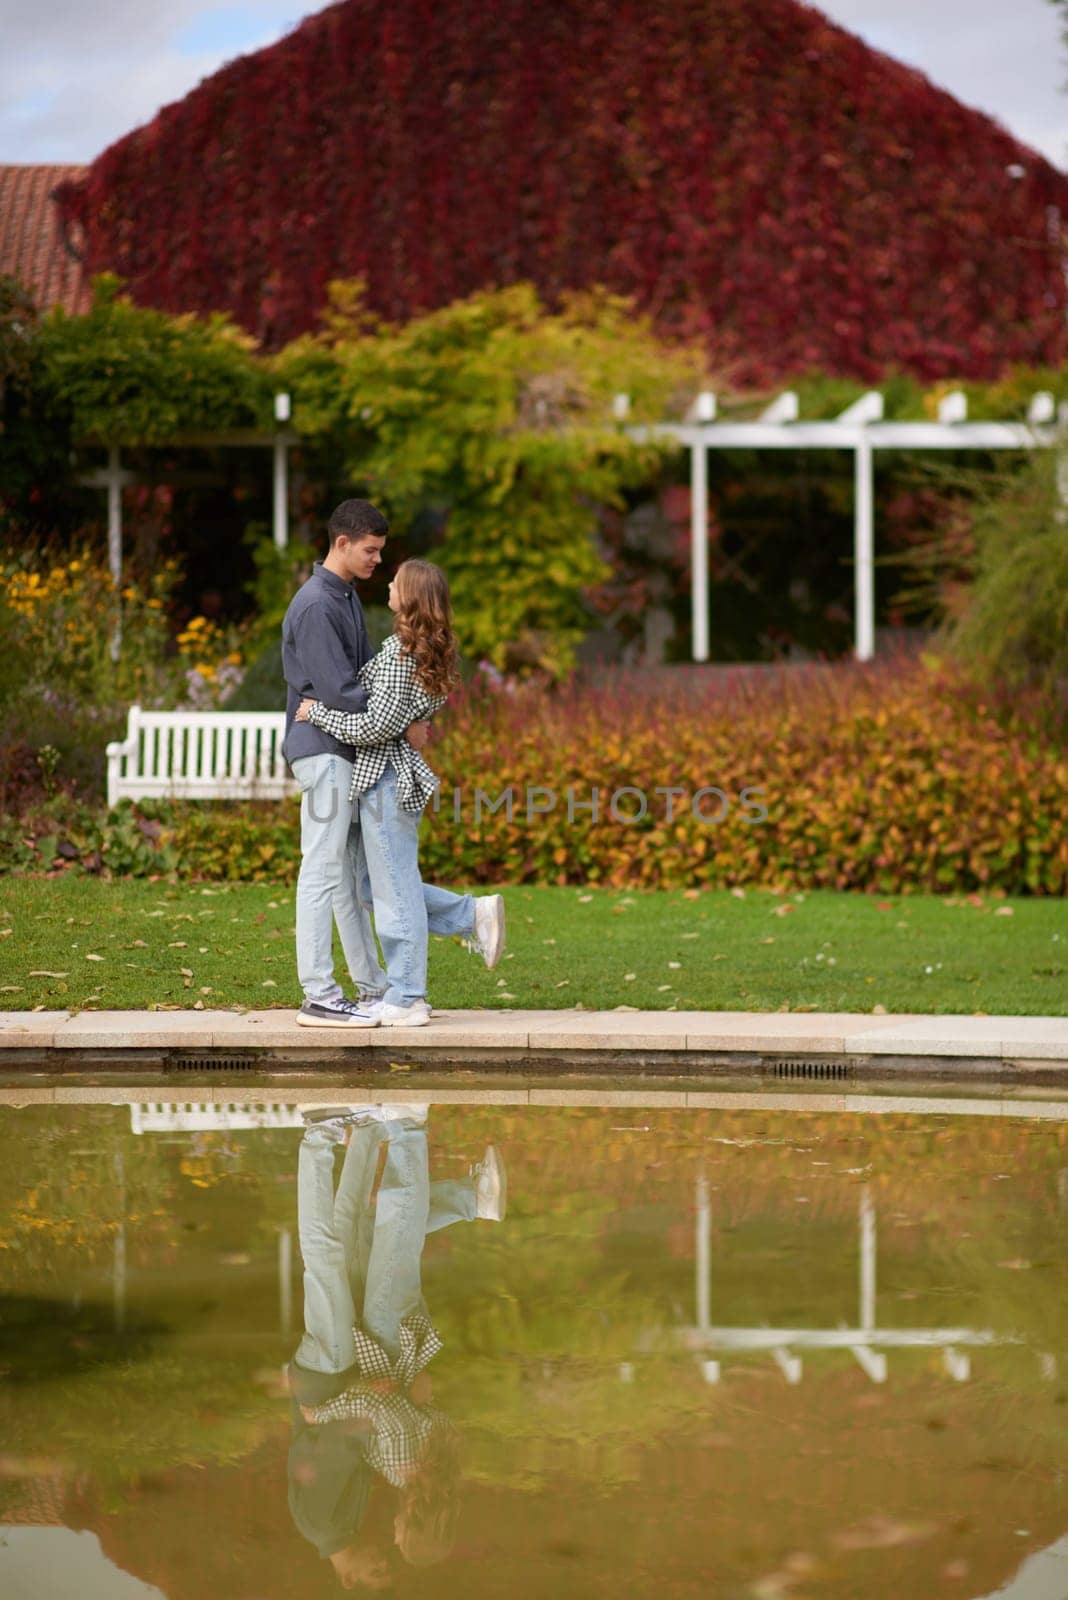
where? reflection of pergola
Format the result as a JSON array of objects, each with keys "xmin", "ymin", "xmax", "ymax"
[
  {"xmin": 677, "ymin": 1179, "xmax": 1029, "ymax": 1387},
  {"xmin": 630, "ymin": 388, "xmax": 1062, "ymax": 664}
]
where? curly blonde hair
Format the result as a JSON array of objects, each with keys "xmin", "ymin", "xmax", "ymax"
[{"xmin": 393, "ymin": 559, "xmax": 460, "ymax": 697}]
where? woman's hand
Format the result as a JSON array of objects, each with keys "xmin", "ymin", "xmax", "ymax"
[
  {"xmin": 295, "ymin": 697, "xmax": 316, "ymax": 723},
  {"xmin": 409, "ymin": 1371, "xmax": 432, "ymax": 1406}
]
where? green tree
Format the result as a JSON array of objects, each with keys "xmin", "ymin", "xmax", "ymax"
[{"xmin": 280, "ymin": 283, "xmax": 701, "ymax": 673}]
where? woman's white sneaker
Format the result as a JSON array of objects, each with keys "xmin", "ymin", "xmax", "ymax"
[
  {"xmin": 365, "ymin": 998, "xmax": 432, "ymax": 1027},
  {"xmin": 472, "ymin": 1145, "xmax": 507, "ymax": 1221},
  {"xmin": 464, "ymin": 895, "xmax": 506, "ymax": 970}
]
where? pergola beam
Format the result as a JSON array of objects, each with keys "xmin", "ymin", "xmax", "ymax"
[{"xmin": 634, "ymin": 396, "xmax": 1059, "ymax": 665}]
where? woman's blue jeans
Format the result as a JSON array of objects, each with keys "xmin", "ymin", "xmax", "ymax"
[
  {"xmin": 358, "ymin": 765, "xmax": 474, "ymax": 1007},
  {"xmin": 294, "ymin": 1119, "xmax": 476, "ymax": 1375}
]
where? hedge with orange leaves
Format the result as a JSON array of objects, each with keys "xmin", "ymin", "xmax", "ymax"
[
  {"xmin": 4, "ymin": 663, "xmax": 1063, "ymax": 893},
  {"xmin": 415, "ymin": 662, "xmax": 1066, "ymax": 895}
]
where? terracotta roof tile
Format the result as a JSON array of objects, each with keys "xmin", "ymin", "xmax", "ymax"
[{"xmin": 0, "ymin": 164, "xmax": 91, "ymax": 314}]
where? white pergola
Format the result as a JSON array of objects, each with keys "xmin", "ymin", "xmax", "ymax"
[
  {"xmin": 629, "ymin": 387, "xmax": 1062, "ymax": 662},
  {"xmin": 77, "ymin": 386, "xmax": 1063, "ymax": 667},
  {"xmin": 76, "ymin": 393, "xmax": 295, "ymax": 655}
]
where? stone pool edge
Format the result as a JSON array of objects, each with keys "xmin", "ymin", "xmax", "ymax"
[{"xmin": 1, "ymin": 1007, "xmax": 1065, "ymax": 1085}]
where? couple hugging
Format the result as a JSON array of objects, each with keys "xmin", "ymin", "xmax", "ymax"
[{"xmin": 282, "ymin": 498, "xmax": 506, "ymax": 1030}]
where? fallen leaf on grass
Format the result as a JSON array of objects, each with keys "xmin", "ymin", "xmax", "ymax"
[
  {"xmin": 760, "ymin": 937, "xmax": 776, "ymax": 945},
  {"xmin": 262, "ymin": 980, "xmax": 277, "ymax": 988},
  {"xmin": 86, "ymin": 953, "xmax": 104, "ymax": 962},
  {"xmin": 0, "ymin": 929, "xmax": 12, "ymax": 939},
  {"xmin": 730, "ymin": 888, "xmax": 745, "ymax": 900},
  {"xmin": 682, "ymin": 889, "xmax": 701, "ymax": 900},
  {"xmin": 29, "ymin": 970, "xmax": 68, "ymax": 978},
  {"xmin": 0, "ymin": 985, "xmax": 22, "ymax": 993},
  {"xmin": 772, "ymin": 903, "xmax": 796, "ymax": 917},
  {"xmin": 994, "ymin": 907, "xmax": 1015, "ymax": 917},
  {"xmin": 997, "ymin": 1259, "xmax": 1032, "ymax": 1271},
  {"xmin": 623, "ymin": 973, "xmax": 636, "ymax": 982}
]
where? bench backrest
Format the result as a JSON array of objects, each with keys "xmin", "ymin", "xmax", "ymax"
[{"xmin": 108, "ymin": 708, "xmax": 297, "ymax": 805}]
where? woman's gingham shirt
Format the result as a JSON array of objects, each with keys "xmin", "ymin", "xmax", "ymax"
[{"xmin": 306, "ymin": 632, "xmax": 447, "ymax": 813}]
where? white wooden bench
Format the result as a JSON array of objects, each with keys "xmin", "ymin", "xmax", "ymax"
[{"xmin": 106, "ymin": 706, "xmax": 298, "ymax": 808}]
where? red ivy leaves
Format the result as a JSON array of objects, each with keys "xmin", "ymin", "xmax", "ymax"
[{"xmin": 56, "ymin": 0, "xmax": 1068, "ymax": 381}]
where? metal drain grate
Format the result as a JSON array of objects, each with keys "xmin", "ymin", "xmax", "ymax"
[
  {"xmin": 764, "ymin": 1057, "xmax": 854, "ymax": 1081},
  {"xmin": 165, "ymin": 1055, "xmax": 259, "ymax": 1073}
]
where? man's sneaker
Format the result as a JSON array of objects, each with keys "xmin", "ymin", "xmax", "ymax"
[
  {"xmin": 472, "ymin": 1145, "xmax": 507, "ymax": 1221},
  {"xmin": 364, "ymin": 998, "xmax": 432, "ymax": 1028},
  {"xmin": 296, "ymin": 996, "xmax": 379, "ymax": 1029},
  {"xmin": 463, "ymin": 895, "xmax": 506, "ymax": 970}
]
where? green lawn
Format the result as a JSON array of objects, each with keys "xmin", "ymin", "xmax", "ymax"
[{"xmin": 0, "ymin": 876, "xmax": 1063, "ymax": 1015}]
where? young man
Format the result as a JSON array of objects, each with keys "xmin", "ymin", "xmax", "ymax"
[{"xmin": 282, "ymin": 499, "xmax": 505, "ymax": 1028}]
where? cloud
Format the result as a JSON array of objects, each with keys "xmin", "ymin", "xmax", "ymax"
[
  {"xmin": 812, "ymin": 0, "xmax": 1068, "ymax": 168},
  {"xmin": 0, "ymin": 1, "xmax": 298, "ymax": 163}
]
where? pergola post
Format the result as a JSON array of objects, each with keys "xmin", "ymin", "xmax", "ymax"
[
  {"xmin": 853, "ymin": 436, "xmax": 875, "ymax": 662},
  {"xmin": 688, "ymin": 393, "xmax": 716, "ymax": 663},
  {"xmin": 106, "ymin": 445, "xmax": 125, "ymax": 662},
  {"xmin": 273, "ymin": 393, "xmax": 291, "ymax": 550},
  {"xmin": 690, "ymin": 434, "xmax": 709, "ymax": 662}
]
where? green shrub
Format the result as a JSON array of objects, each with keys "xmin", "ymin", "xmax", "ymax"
[{"xmin": 941, "ymin": 453, "xmax": 1068, "ymax": 696}]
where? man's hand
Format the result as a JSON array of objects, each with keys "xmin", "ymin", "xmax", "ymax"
[
  {"xmin": 295, "ymin": 697, "xmax": 316, "ymax": 723},
  {"xmin": 406, "ymin": 720, "xmax": 431, "ymax": 752}
]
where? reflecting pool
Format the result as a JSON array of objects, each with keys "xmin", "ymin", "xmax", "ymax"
[{"xmin": 0, "ymin": 1096, "xmax": 1066, "ymax": 1599}]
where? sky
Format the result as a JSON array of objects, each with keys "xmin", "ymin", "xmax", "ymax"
[{"xmin": 2, "ymin": 0, "xmax": 1067, "ymax": 171}]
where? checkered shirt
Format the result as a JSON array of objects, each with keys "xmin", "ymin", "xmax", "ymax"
[
  {"xmin": 306, "ymin": 1312, "xmax": 448, "ymax": 1487},
  {"xmin": 306, "ymin": 633, "xmax": 447, "ymax": 813}
]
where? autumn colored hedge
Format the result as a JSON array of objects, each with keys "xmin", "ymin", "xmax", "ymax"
[
  {"xmin": 55, "ymin": 0, "xmax": 1068, "ymax": 381},
  {"xmin": 4, "ymin": 664, "xmax": 1064, "ymax": 893}
]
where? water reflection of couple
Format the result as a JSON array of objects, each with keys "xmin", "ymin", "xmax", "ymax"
[{"xmin": 287, "ymin": 1105, "xmax": 505, "ymax": 1590}]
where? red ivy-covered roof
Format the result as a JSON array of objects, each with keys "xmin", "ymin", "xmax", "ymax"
[
  {"xmin": 0, "ymin": 165, "xmax": 91, "ymax": 314},
  {"xmin": 54, "ymin": 0, "xmax": 1068, "ymax": 379}
]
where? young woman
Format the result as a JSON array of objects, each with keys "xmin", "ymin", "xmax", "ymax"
[{"xmin": 296, "ymin": 559, "xmax": 503, "ymax": 1026}]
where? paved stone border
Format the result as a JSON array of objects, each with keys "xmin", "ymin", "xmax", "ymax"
[{"xmin": 1, "ymin": 1008, "xmax": 1065, "ymax": 1063}]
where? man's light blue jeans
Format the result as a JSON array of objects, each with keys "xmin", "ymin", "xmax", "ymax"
[
  {"xmin": 292, "ymin": 752, "xmax": 387, "ymax": 1002},
  {"xmin": 295, "ymin": 1118, "xmax": 477, "ymax": 1375},
  {"xmin": 359, "ymin": 765, "xmax": 475, "ymax": 1009}
]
